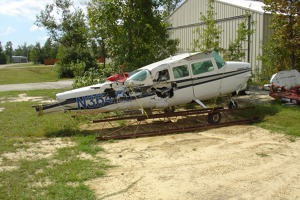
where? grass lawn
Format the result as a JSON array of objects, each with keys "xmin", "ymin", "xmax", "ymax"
[
  {"xmin": 0, "ymin": 88, "xmax": 299, "ymax": 199},
  {"xmin": 0, "ymin": 63, "xmax": 59, "ymax": 84},
  {"xmin": 254, "ymin": 103, "xmax": 300, "ymax": 138},
  {"xmin": 0, "ymin": 90, "xmax": 112, "ymax": 200}
]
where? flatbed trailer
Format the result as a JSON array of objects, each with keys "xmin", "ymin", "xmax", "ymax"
[
  {"xmin": 270, "ymin": 84, "xmax": 300, "ymax": 105},
  {"xmin": 91, "ymin": 107, "xmax": 259, "ymax": 140}
]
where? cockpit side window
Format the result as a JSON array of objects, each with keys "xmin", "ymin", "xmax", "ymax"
[
  {"xmin": 156, "ymin": 69, "xmax": 170, "ymax": 81},
  {"xmin": 212, "ymin": 51, "xmax": 225, "ymax": 69},
  {"xmin": 172, "ymin": 65, "xmax": 189, "ymax": 79},
  {"xmin": 192, "ymin": 60, "xmax": 214, "ymax": 75}
]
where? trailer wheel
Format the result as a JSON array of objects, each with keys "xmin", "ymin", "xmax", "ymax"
[{"xmin": 208, "ymin": 112, "xmax": 221, "ymax": 124}]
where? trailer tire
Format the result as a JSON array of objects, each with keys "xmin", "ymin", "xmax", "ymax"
[{"xmin": 208, "ymin": 112, "xmax": 221, "ymax": 124}]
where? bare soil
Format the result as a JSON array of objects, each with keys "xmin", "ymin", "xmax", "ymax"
[
  {"xmin": 0, "ymin": 138, "xmax": 75, "ymax": 172},
  {"xmin": 86, "ymin": 126, "xmax": 300, "ymax": 200}
]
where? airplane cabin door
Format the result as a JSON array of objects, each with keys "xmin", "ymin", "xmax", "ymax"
[
  {"xmin": 191, "ymin": 58, "xmax": 220, "ymax": 100},
  {"xmin": 168, "ymin": 63, "xmax": 194, "ymax": 105}
]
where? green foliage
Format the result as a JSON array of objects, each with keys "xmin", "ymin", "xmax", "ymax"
[
  {"xmin": 36, "ymin": 0, "xmax": 97, "ymax": 78},
  {"xmin": 5, "ymin": 41, "xmax": 13, "ymax": 63},
  {"xmin": 73, "ymin": 65, "xmax": 115, "ymax": 88},
  {"xmin": 13, "ymin": 42, "xmax": 30, "ymax": 57},
  {"xmin": 193, "ymin": 0, "xmax": 222, "ymax": 52},
  {"xmin": 30, "ymin": 42, "xmax": 44, "ymax": 64},
  {"xmin": 0, "ymin": 53, "xmax": 6, "ymax": 64},
  {"xmin": 56, "ymin": 46, "xmax": 98, "ymax": 78},
  {"xmin": 88, "ymin": 0, "xmax": 179, "ymax": 72},
  {"xmin": 159, "ymin": 0, "xmax": 184, "ymax": 18},
  {"xmin": 259, "ymin": 0, "xmax": 300, "ymax": 81},
  {"xmin": 0, "ymin": 41, "xmax": 7, "ymax": 64},
  {"xmin": 43, "ymin": 38, "xmax": 59, "ymax": 59},
  {"xmin": 224, "ymin": 15, "xmax": 255, "ymax": 61}
]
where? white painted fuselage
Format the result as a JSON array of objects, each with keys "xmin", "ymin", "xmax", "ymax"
[{"xmin": 36, "ymin": 51, "xmax": 251, "ymax": 114}]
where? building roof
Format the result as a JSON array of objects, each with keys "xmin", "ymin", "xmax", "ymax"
[
  {"xmin": 217, "ymin": 0, "xmax": 266, "ymax": 14},
  {"xmin": 169, "ymin": 0, "xmax": 267, "ymax": 18}
]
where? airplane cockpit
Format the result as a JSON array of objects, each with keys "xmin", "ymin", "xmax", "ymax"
[
  {"xmin": 125, "ymin": 51, "xmax": 226, "ymax": 89},
  {"xmin": 156, "ymin": 69, "xmax": 170, "ymax": 82},
  {"xmin": 125, "ymin": 69, "xmax": 153, "ymax": 87}
]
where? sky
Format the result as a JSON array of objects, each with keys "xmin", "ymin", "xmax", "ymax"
[{"xmin": 0, "ymin": 0, "xmax": 86, "ymax": 49}]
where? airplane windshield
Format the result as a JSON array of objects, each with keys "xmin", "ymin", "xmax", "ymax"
[
  {"xmin": 128, "ymin": 70, "xmax": 148, "ymax": 82},
  {"xmin": 212, "ymin": 51, "xmax": 225, "ymax": 69}
]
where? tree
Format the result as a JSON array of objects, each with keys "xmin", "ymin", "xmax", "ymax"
[
  {"xmin": 36, "ymin": 0, "xmax": 98, "ymax": 78},
  {"xmin": 259, "ymin": 0, "xmax": 300, "ymax": 81},
  {"xmin": 5, "ymin": 41, "xmax": 13, "ymax": 63},
  {"xmin": 88, "ymin": 0, "xmax": 179, "ymax": 72},
  {"xmin": 159, "ymin": 0, "xmax": 184, "ymax": 18},
  {"xmin": 224, "ymin": 15, "xmax": 255, "ymax": 61},
  {"xmin": 43, "ymin": 38, "xmax": 52, "ymax": 59},
  {"xmin": 193, "ymin": 0, "xmax": 222, "ymax": 52},
  {"xmin": 0, "ymin": 42, "xmax": 7, "ymax": 64},
  {"xmin": 42, "ymin": 38, "xmax": 59, "ymax": 59},
  {"xmin": 30, "ymin": 42, "xmax": 43, "ymax": 64},
  {"xmin": 14, "ymin": 43, "xmax": 29, "ymax": 57}
]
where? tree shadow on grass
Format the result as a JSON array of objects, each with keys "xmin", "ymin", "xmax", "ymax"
[
  {"xmin": 44, "ymin": 127, "xmax": 94, "ymax": 138},
  {"xmin": 223, "ymin": 100, "xmax": 282, "ymax": 125},
  {"xmin": 250, "ymin": 102, "xmax": 281, "ymax": 119}
]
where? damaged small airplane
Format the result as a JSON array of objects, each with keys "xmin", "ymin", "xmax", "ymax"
[{"xmin": 34, "ymin": 51, "xmax": 252, "ymax": 115}]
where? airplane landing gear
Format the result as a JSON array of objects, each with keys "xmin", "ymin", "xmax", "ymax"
[
  {"xmin": 164, "ymin": 106, "xmax": 175, "ymax": 113},
  {"xmin": 228, "ymin": 100, "xmax": 238, "ymax": 109}
]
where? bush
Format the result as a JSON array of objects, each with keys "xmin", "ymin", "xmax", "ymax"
[
  {"xmin": 56, "ymin": 46, "xmax": 98, "ymax": 78},
  {"xmin": 72, "ymin": 65, "xmax": 115, "ymax": 88}
]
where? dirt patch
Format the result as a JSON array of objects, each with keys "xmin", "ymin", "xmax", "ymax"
[
  {"xmin": 237, "ymin": 90, "xmax": 274, "ymax": 105},
  {"xmin": 0, "ymin": 138, "xmax": 75, "ymax": 172},
  {"xmin": 86, "ymin": 126, "xmax": 300, "ymax": 199},
  {"xmin": 2, "ymin": 138, "xmax": 75, "ymax": 161},
  {"xmin": 0, "ymin": 93, "xmax": 55, "ymax": 104}
]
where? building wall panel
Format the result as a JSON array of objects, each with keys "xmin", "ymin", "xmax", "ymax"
[{"xmin": 167, "ymin": 0, "xmax": 272, "ymax": 73}]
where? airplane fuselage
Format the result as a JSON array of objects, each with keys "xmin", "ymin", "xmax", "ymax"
[{"xmin": 36, "ymin": 51, "xmax": 251, "ymax": 114}]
